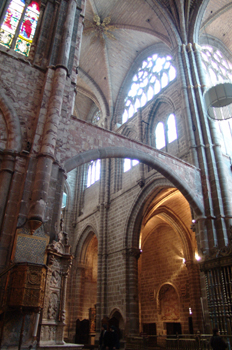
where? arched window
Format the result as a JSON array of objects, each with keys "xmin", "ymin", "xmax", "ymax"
[
  {"xmin": 62, "ymin": 192, "xmax": 67, "ymax": 209},
  {"xmin": 155, "ymin": 122, "xmax": 165, "ymax": 149},
  {"xmin": 155, "ymin": 114, "xmax": 177, "ymax": 150},
  {"xmin": 123, "ymin": 158, "xmax": 139, "ymax": 172},
  {"xmin": 0, "ymin": 0, "xmax": 40, "ymax": 57},
  {"xmin": 87, "ymin": 159, "xmax": 101, "ymax": 187},
  {"xmin": 201, "ymin": 45, "xmax": 232, "ymax": 156},
  {"xmin": 122, "ymin": 54, "xmax": 176, "ymax": 124},
  {"xmin": 167, "ymin": 113, "xmax": 177, "ymax": 143}
]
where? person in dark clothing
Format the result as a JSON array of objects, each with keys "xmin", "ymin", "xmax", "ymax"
[
  {"xmin": 210, "ymin": 328, "xmax": 227, "ymax": 350},
  {"xmin": 106, "ymin": 325, "xmax": 120, "ymax": 350},
  {"xmin": 99, "ymin": 325, "xmax": 110, "ymax": 350}
]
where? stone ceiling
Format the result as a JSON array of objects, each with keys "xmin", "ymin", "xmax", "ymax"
[{"xmin": 74, "ymin": 0, "xmax": 232, "ymax": 123}]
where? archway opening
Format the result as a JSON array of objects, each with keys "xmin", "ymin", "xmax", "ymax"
[
  {"xmin": 138, "ymin": 188, "xmax": 202, "ymax": 345},
  {"xmin": 75, "ymin": 233, "xmax": 98, "ymax": 344}
]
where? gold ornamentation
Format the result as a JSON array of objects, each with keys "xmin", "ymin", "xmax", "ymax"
[{"xmin": 84, "ymin": 14, "xmax": 117, "ymax": 43}]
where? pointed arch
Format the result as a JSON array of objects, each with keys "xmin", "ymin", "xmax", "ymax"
[
  {"xmin": 0, "ymin": 89, "xmax": 22, "ymax": 151},
  {"xmin": 142, "ymin": 206, "xmax": 194, "ymax": 261},
  {"xmin": 74, "ymin": 225, "xmax": 98, "ymax": 263}
]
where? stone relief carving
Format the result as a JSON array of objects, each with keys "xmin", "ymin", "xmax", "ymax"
[
  {"xmin": 158, "ymin": 284, "xmax": 180, "ymax": 321},
  {"xmin": 48, "ymin": 292, "xmax": 59, "ymax": 320},
  {"xmin": 39, "ymin": 226, "xmax": 72, "ymax": 345},
  {"xmin": 50, "ymin": 270, "xmax": 61, "ymax": 288}
]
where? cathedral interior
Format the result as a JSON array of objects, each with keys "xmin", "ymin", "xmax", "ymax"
[{"xmin": 0, "ymin": 0, "xmax": 232, "ymax": 348}]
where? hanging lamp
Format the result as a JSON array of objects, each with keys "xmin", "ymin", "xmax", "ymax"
[{"xmin": 204, "ymin": 82, "xmax": 232, "ymax": 120}]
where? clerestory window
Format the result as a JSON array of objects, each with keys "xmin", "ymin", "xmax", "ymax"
[
  {"xmin": 155, "ymin": 113, "xmax": 177, "ymax": 150},
  {"xmin": 0, "ymin": 0, "xmax": 40, "ymax": 57},
  {"xmin": 123, "ymin": 158, "xmax": 139, "ymax": 172},
  {"xmin": 201, "ymin": 45, "xmax": 232, "ymax": 87},
  {"xmin": 122, "ymin": 54, "xmax": 176, "ymax": 124},
  {"xmin": 155, "ymin": 122, "xmax": 165, "ymax": 150},
  {"xmin": 87, "ymin": 159, "xmax": 101, "ymax": 187}
]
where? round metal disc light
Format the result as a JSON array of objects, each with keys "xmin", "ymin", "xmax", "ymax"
[{"xmin": 204, "ymin": 83, "xmax": 232, "ymax": 120}]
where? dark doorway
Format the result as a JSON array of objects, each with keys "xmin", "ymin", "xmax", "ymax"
[
  {"xmin": 75, "ymin": 319, "xmax": 89, "ymax": 344},
  {"xmin": 143, "ymin": 323, "xmax": 157, "ymax": 346},
  {"xmin": 166, "ymin": 322, "xmax": 182, "ymax": 336},
  {"xmin": 189, "ymin": 317, "xmax": 193, "ymax": 334}
]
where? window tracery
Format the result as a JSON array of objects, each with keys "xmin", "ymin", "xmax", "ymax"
[
  {"xmin": 87, "ymin": 159, "xmax": 101, "ymax": 187},
  {"xmin": 122, "ymin": 54, "xmax": 176, "ymax": 124},
  {"xmin": 201, "ymin": 45, "xmax": 232, "ymax": 87},
  {"xmin": 0, "ymin": 0, "xmax": 40, "ymax": 57}
]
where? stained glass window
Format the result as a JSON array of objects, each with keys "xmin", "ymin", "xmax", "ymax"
[
  {"xmin": 122, "ymin": 54, "xmax": 176, "ymax": 124},
  {"xmin": 0, "ymin": 0, "xmax": 40, "ymax": 57}
]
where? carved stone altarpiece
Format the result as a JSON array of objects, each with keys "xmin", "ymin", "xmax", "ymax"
[{"xmin": 39, "ymin": 232, "xmax": 72, "ymax": 345}]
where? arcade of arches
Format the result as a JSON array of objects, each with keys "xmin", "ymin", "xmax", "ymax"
[{"xmin": 0, "ymin": 0, "xmax": 232, "ymax": 348}]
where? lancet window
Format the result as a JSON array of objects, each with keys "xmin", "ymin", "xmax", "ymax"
[
  {"xmin": 122, "ymin": 54, "xmax": 176, "ymax": 124},
  {"xmin": 123, "ymin": 158, "xmax": 139, "ymax": 172},
  {"xmin": 155, "ymin": 114, "xmax": 177, "ymax": 150},
  {"xmin": 87, "ymin": 160, "xmax": 101, "ymax": 188},
  {"xmin": 0, "ymin": 0, "xmax": 40, "ymax": 57}
]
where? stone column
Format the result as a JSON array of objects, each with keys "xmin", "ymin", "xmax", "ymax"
[
  {"xmin": 187, "ymin": 43, "xmax": 228, "ymax": 247},
  {"xmin": 186, "ymin": 260, "xmax": 203, "ymax": 332},
  {"xmin": 193, "ymin": 44, "xmax": 232, "ymax": 242},
  {"xmin": 126, "ymin": 248, "xmax": 141, "ymax": 336},
  {"xmin": 28, "ymin": 0, "xmax": 79, "ymax": 227},
  {"xmin": 174, "ymin": 45, "xmax": 198, "ymax": 167},
  {"xmin": 96, "ymin": 159, "xmax": 109, "ymax": 333},
  {"xmin": 0, "ymin": 151, "xmax": 15, "ymax": 232}
]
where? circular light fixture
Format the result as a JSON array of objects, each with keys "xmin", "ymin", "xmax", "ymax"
[{"xmin": 204, "ymin": 83, "xmax": 232, "ymax": 120}]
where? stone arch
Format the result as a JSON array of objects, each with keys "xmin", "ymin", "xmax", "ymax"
[
  {"xmin": 125, "ymin": 178, "xmax": 195, "ymax": 251},
  {"xmin": 0, "ymin": 89, "xmax": 22, "ymax": 151},
  {"xmin": 121, "ymin": 125, "xmax": 138, "ymax": 141},
  {"xmin": 74, "ymin": 225, "xmax": 98, "ymax": 263},
  {"xmin": 156, "ymin": 282, "xmax": 180, "ymax": 320},
  {"xmin": 141, "ymin": 206, "xmax": 194, "ymax": 261},
  {"xmin": 109, "ymin": 308, "xmax": 125, "ymax": 338},
  {"xmin": 199, "ymin": 35, "xmax": 232, "ymax": 62},
  {"xmin": 140, "ymin": 2, "xmax": 182, "ymax": 48},
  {"xmin": 78, "ymin": 68, "xmax": 109, "ymax": 118},
  {"xmin": 64, "ymin": 147, "xmax": 204, "ymax": 217},
  {"xmin": 189, "ymin": 0, "xmax": 210, "ymax": 44}
]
